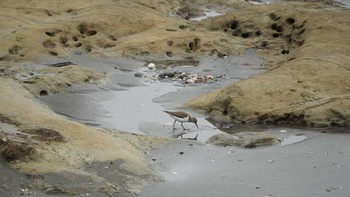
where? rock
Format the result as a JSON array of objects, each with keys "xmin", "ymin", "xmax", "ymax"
[
  {"xmin": 146, "ymin": 63, "xmax": 156, "ymax": 70},
  {"xmin": 206, "ymin": 132, "xmax": 280, "ymax": 148},
  {"xmin": 185, "ymin": 78, "xmax": 195, "ymax": 84},
  {"xmin": 134, "ymin": 72, "xmax": 143, "ymax": 78}
]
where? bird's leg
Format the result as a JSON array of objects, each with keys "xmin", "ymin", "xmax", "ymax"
[
  {"xmin": 172, "ymin": 120, "xmax": 177, "ymax": 130},
  {"xmin": 181, "ymin": 123, "xmax": 186, "ymax": 131}
]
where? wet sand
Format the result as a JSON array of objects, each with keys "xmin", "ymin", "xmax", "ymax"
[{"xmin": 140, "ymin": 129, "xmax": 350, "ymax": 197}]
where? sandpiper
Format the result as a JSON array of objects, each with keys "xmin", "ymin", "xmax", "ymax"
[{"xmin": 164, "ymin": 111, "xmax": 198, "ymax": 131}]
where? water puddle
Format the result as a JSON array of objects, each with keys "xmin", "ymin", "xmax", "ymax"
[
  {"xmin": 190, "ymin": 10, "xmax": 224, "ymax": 21},
  {"xmin": 40, "ymin": 49, "xmax": 267, "ymax": 141}
]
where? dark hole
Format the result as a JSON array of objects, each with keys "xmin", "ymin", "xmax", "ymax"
[
  {"xmin": 75, "ymin": 43, "xmax": 82, "ymax": 47},
  {"xmin": 49, "ymin": 51, "xmax": 58, "ymax": 56},
  {"xmin": 166, "ymin": 51, "xmax": 173, "ymax": 57},
  {"xmin": 85, "ymin": 46, "xmax": 92, "ymax": 52},
  {"xmin": 296, "ymin": 40, "xmax": 304, "ymax": 46},
  {"xmin": 77, "ymin": 23, "xmax": 88, "ymax": 35},
  {"xmin": 40, "ymin": 90, "xmax": 48, "ymax": 96},
  {"xmin": 275, "ymin": 26, "xmax": 284, "ymax": 32},
  {"xmin": 241, "ymin": 32, "xmax": 251, "ymax": 38},
  {"xmin": 45, "ymin": 32, "xmax": 56, "ymax": 37},
  {"xmin": 109, "ymin": 35, "xmax": 117, "ymax": 41},
  {"xmin": 189, "ymin": 42, "xmax": 195, "ymax": 50},
  {"xmin": 286, "ymin": 17, "xmax": 295, "ymax": 25},
  {"xmin": 59, "ymin": 37, "xmax": 68, "ymax": 44},
  {"xmin": 223, "ymin": 28, "xmax": 228, "ymax": 32},
  {"xmin": 255, "ymin": 31, "xmax": 261, "ymax": 36},
  {"xmin": 230, "ymin": 20, "xmax": 239, "ymax": 29},
  {"xmin": 178, "ymin": 25, "xmax": 187, "ymax": 30},
  {"xmin": 72, "ymin": 36, "xmax": 79, "ymax": 41},
  {"xmin": 271, "ymin": 23, "xmax": 278, "ymax": 30},
  {"xmin": 281, "ymin": 50, "xmax": 289, "ymax": 55},
  {"xmin": 260, "ymin": 41, "xmax": 268, "ymax": 48},
  {"xmin": 272, "ymin": 33, "xmax": 280, "ymax": 38},
  {"xmin": 42, "ymin": 40, "xmax": 56, "ymax": 49},
  {"xmin": 86, "ymin": 30, "xmax": 97, "ymax": 36},
  {"xmin": 167, "ymin": 40, "xmax": 173, "ymax": 46}
]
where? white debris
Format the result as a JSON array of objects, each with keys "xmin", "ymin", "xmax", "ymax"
[{"xmin": 280, "ymin": 130, "xmax": 288, "ymax": 133}]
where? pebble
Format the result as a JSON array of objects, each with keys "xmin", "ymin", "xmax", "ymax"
[{"xmin": 147, "ymin": 63, "xmax": 156, "ymax": 69}]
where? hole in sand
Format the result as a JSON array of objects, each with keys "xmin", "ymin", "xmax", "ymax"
[
  {"xmin": 85, "ymin": 45, "xmax": 92, "ymax": 53},
  {"xmin": 86, "ymin": 30, "xmax": 97, "ymax": 36},
  {"xmin": 271, "ymin": 23, "xmax": 278, "ymax": 30},
  {"xmin": 108, "ymin": 35, "xmax": 117, "ymax": 41},
  {"xmin": 167, "ymin": 40, "xmax": 174, "ymax": 46},
  {"xmin": 49, "ymin": 51, "xmax": 58, "ymax": 56},
  {"xmin": 8, "ymin": 45, "xmax": 22, "ymax": 55},
  {"xmin": 275, "ymin": 26, "xmax": 284, "ymax": 33},
  {"xmin": 166, "ymin": 51, "xmax": 173, "ymax": 57},
  {"xmin": 272, "ymin": 33, "xmax": 280, "ymax": 38},
  {"xmin": 286, "ymin": 17, "xmax": 296, "ymax": 25},
  {"xmin": 269, "ymin": 13, "xmax": 280, "ymax": 21},
  {"xmin": 241, "ymin": 32, "xmax": 251, "ymax": 38},
  {"xmin": 260, "ymin": 41, "xmax": 268, "ymax": 48},
  {"xmin": 189, "ymin": 42, "xmax": 195, "ymax": 51},
  {"xmin": 45, "ymin": 29, "xmax": 62, "ymax": 37},
  {"xmin": 59, "ymin": 36, "xmax": 68, "ymax": 44},
  {"xmin": 40, "ymin": 90, "xmax": 48, "ymax": 96},
  {"xmin": 77, "ymin": 23, "xmax": 88, "ymax": 35},
  {"xmin": 72, "ymin": 35, "xmax": 79, "ymax": 41},
  {"xmin": 255, "ymin": 31, "xmax": 261, "ymax": 36},
  {"xmin": 230, "ymin": 20, "xmax": 239, "ymax": 30},
  {"xmin": 42, "ymin": 40, "xmax": 56, "ymax": 48},
  {"xmin": 74, "ymin": 43, "xmax": 82, "ymax": 47},
  {"xmin": 103, "ymin": 43, "xmax": 115, "ymax": 48},
  {"xmin": 178, "ymin": 25, "xmax": 188, "ymax": 30},
  {"xmin": 281, "ymin": 49, "xmax": 289, "ymax": 55}
]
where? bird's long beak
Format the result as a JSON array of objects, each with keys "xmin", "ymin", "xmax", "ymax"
[{"xmin": 195, "ymin": 123, "xmax": 199, "ymax": 129}]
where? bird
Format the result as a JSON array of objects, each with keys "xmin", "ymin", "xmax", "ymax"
[{"xmin": 164, "ymin": 111, "xmax": 198, "ymax": 131}]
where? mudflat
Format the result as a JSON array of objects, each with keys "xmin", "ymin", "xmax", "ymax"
[{"xmin": 0, "ymin": 0, "xmax": 349, "ymax": 196}]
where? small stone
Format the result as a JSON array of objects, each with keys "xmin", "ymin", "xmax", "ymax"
[
  {"xmin": 147, "ymin": 63, "xmax": 156, "ymax": 69},
  {"xmin": 185, "ymin": 79, "xmax": 195, "ymax": 84},
  {"xmin": 179, "ymin": 151, "xmax": 184, "ymax": 155},
  {"xmin": 206, "ymin": 75, "xmax": 214, "ymax": 79},
  {"xmin": 134, "ymin": 72, "xmax": 143, "ymax": 78}
]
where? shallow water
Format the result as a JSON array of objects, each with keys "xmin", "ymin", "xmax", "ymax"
[{"xmin": 40, "ymin": 49, "xmax": 266, "ymax": 139}]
